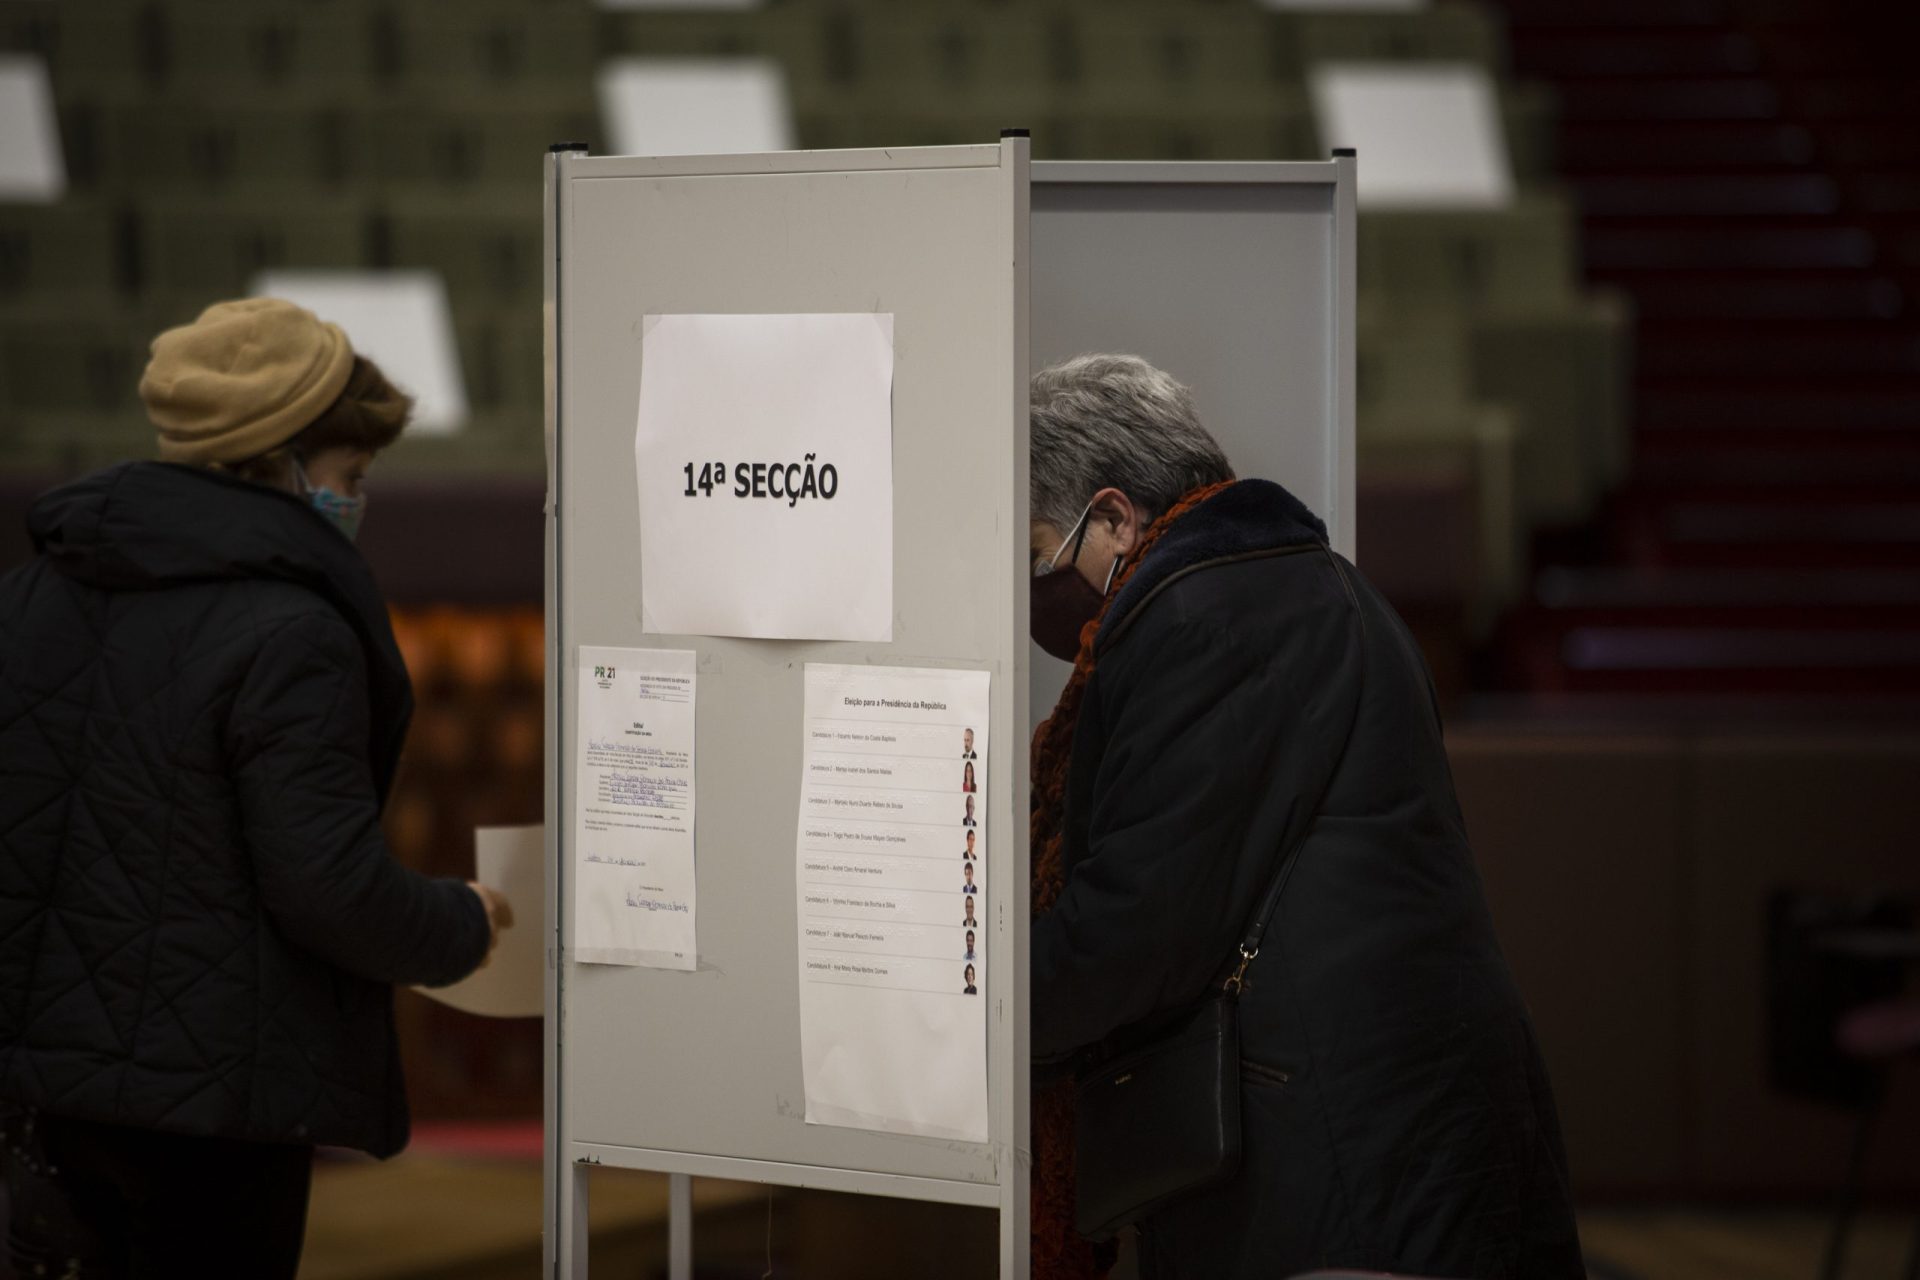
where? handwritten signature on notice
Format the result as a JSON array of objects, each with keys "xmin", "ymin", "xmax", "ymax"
[{"xmin": 625, "ymin": 889, "xmax": 691, "ymax": 913}]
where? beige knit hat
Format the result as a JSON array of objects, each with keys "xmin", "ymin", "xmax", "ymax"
[{"xmin": 141, "ymin": 298, "xmax": 355, "ymax": 465}]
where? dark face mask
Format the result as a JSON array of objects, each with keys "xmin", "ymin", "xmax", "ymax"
[{"xmin": 1030, "ymin": 502, "xmax": 1121, "ymax": 663}]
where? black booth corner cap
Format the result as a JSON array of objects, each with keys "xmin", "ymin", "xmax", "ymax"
[
  {"xmin": 549, "ymin": 140, "xmax": 591, "ymax": 154},
  {"xmin": 1000, "ymin": 127, "xmax": 1031, "ymax": 138},
  {"xmin": 1332, "ymin": 147, "xmax": 1358, "ymax": 158}
]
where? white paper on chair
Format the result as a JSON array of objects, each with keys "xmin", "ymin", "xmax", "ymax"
[
  {"xmin": 0, "ymin": 56, "xmax": 64, "ymax": 202},
  {"xmin": 597, "ymin": 58, "xmax": 793, "ymax": 157},
  {"xmin": 250, "ymin": 270, "xmax": 470, "ymax": 434},
  {"xmin": 1310, "ymin": 63, "xmax": 1514, "ymax": 209}
]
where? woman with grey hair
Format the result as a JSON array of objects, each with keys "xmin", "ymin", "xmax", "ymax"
[{"xmin": 1027, "ymin": 355, "xmax": 1581, "ymax": 1280}]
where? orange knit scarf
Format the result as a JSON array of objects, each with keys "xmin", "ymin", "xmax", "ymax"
[{"xmin": 1028, "ymin": 479, "xmax": 1236, "ymax": 1279}]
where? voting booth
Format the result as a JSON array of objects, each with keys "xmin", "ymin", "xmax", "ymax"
[
  {"xmin": 1030, "ymin": 158, "xmax": 1357, "ymax": 722},
  {"xmin": 542, "ymin": 138, "xmax": 1354, "ymax": 1278}
]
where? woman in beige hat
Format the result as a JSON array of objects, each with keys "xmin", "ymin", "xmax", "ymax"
[{"xmin": 0, "ymin": 299, "xmax": 511, "ymax": 1278}]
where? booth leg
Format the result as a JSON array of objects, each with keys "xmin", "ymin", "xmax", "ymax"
[
  {"xmin": 669, "ymin": 1172, "xmax": 693, "ymax": 1280},
  {"xmin": 558, "ymin": 1161, "xmax": 592, "ymax": 1279}
]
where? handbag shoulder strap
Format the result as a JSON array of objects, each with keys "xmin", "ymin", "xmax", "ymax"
[{"xmin": 1224, "ymin": 548, "xmax": 1366, "ymax": 995}]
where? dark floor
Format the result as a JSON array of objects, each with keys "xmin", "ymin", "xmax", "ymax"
[{"xmin": 293, "ymin": 1151, "xmax": 1920, "ymax": 1280}]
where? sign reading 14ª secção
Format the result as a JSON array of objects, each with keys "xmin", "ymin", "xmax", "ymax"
[
  {"xmin": 679, "ymin": 456, "xmax": 842, "ymax": 506},
  {"xmin": 633, "ymin": 312, "xmax": 895, "ymax": 642}
]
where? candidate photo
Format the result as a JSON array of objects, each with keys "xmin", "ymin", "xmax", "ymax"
[
  {"xmin": 961, "ymin": 727, "xmax": 976, "ymax": 759},
  {"xmin": 961, "ymin": 898, "xmax": 977, "ymax": 929},
  {"xmin": 963, "ymin": 830, "xmax": 977, "ymax": 861},
  {"xmin": 964, "ymin": 929, "xmax": 977, "ymax": 962},
  {"xmin": 963, "ymin": 964, "xmax": 977, "ymax": 996},
  {"xmin": 962, "ymin": 864, "xmax": 976, "ymax": 893},
  {"xmin": 962, "ymin": 794, "xmax": 976, "ymax": 828},
  {"xmin": 960, "ymin": 760, "xmax": 976, "ymax": 793}
]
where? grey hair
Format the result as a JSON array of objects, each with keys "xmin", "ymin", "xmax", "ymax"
[{"xmin": 1029, "ymin": 354, "xmax": 1234, "ymax": 536}]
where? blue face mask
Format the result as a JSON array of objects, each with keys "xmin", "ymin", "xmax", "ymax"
[{"xmin": 293, "ymin": 458, "xmax": 367, "ymax": 543}]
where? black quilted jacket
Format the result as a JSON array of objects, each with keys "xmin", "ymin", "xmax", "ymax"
[{"xmin": 0, "ymin": 462, "xmax": 489, "ymax": 1157}]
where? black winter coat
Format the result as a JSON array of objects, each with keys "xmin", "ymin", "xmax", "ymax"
[
  {"xmin": 0, "ymin": 462, "xmax": 490, "ymax": 1157},
  {"xmin": 1032, "ymin": 481, "xmax": 1583, "ymax": 1279}
]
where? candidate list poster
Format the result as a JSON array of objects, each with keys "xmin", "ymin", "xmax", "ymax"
[{"xmin": 795, "ymin": 664, "xmax": 990, "ymax": 1143}]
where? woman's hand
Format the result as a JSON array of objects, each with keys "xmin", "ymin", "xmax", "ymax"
[{"xmin": 467, "ymin": 883, "xmax": 516, "ymax": 969}]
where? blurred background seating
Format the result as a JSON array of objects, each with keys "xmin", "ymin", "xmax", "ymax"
[{"xmin": 0, "ymin": 0, "xmax": 1628, "ymax": 685}]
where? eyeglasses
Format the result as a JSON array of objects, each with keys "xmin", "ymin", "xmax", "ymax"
[{"xmin": 1032, "ymin": 501, "xmax": 1094, "ymax": 578}]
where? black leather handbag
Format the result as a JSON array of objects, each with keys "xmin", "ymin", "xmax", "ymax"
[
  {"xmin": 1072, "ymin": 990, "xmax": 1243, "ymax": 1241},
  {"xmin": 1070, "ymin": 807, "xmax": 1315, "ymax": 1242}
]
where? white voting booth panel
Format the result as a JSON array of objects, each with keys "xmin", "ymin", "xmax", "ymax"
[
  {"xmin": 545, "ymin": 141, "xmax": 1032, "ymax": 1279},
  {"xmin": 1028, "ymin": 160, "xmax": 1357, "ymax": 729},
  {"xmin": 545, "ymin": 144, "xmax": 1355, "ymax": 1278}
]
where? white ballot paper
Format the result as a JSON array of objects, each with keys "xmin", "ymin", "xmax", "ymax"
[
  {"xmin": 415, "ymin": 826, "xmax": 544, "ymax": 1018},
  {"xmin": 796, "ymin": 663, "xmax": 990, "ymax": 1143},
  {"xmin": 633, "ymin": 312, "xmax": 895, "ymax": 642},
  {"xmin": 573, "ymin": 646, "xmax": 698, "ymax": 969}
]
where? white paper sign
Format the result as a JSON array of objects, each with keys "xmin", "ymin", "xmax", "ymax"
[
  {"xmin": 573, "ymin": 646, "xmax": 698, "ymax": 969},
  {"xmin": 634, "ymin": 312, "xmax": 895, "ymax": 641},
  {"xmin": 415, "ymin": 826, "xmax": 544, "ymax": 1018},
  {"xmin": 796, "ymin": 663, "xmax": 990, "ymax": 1143}
]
